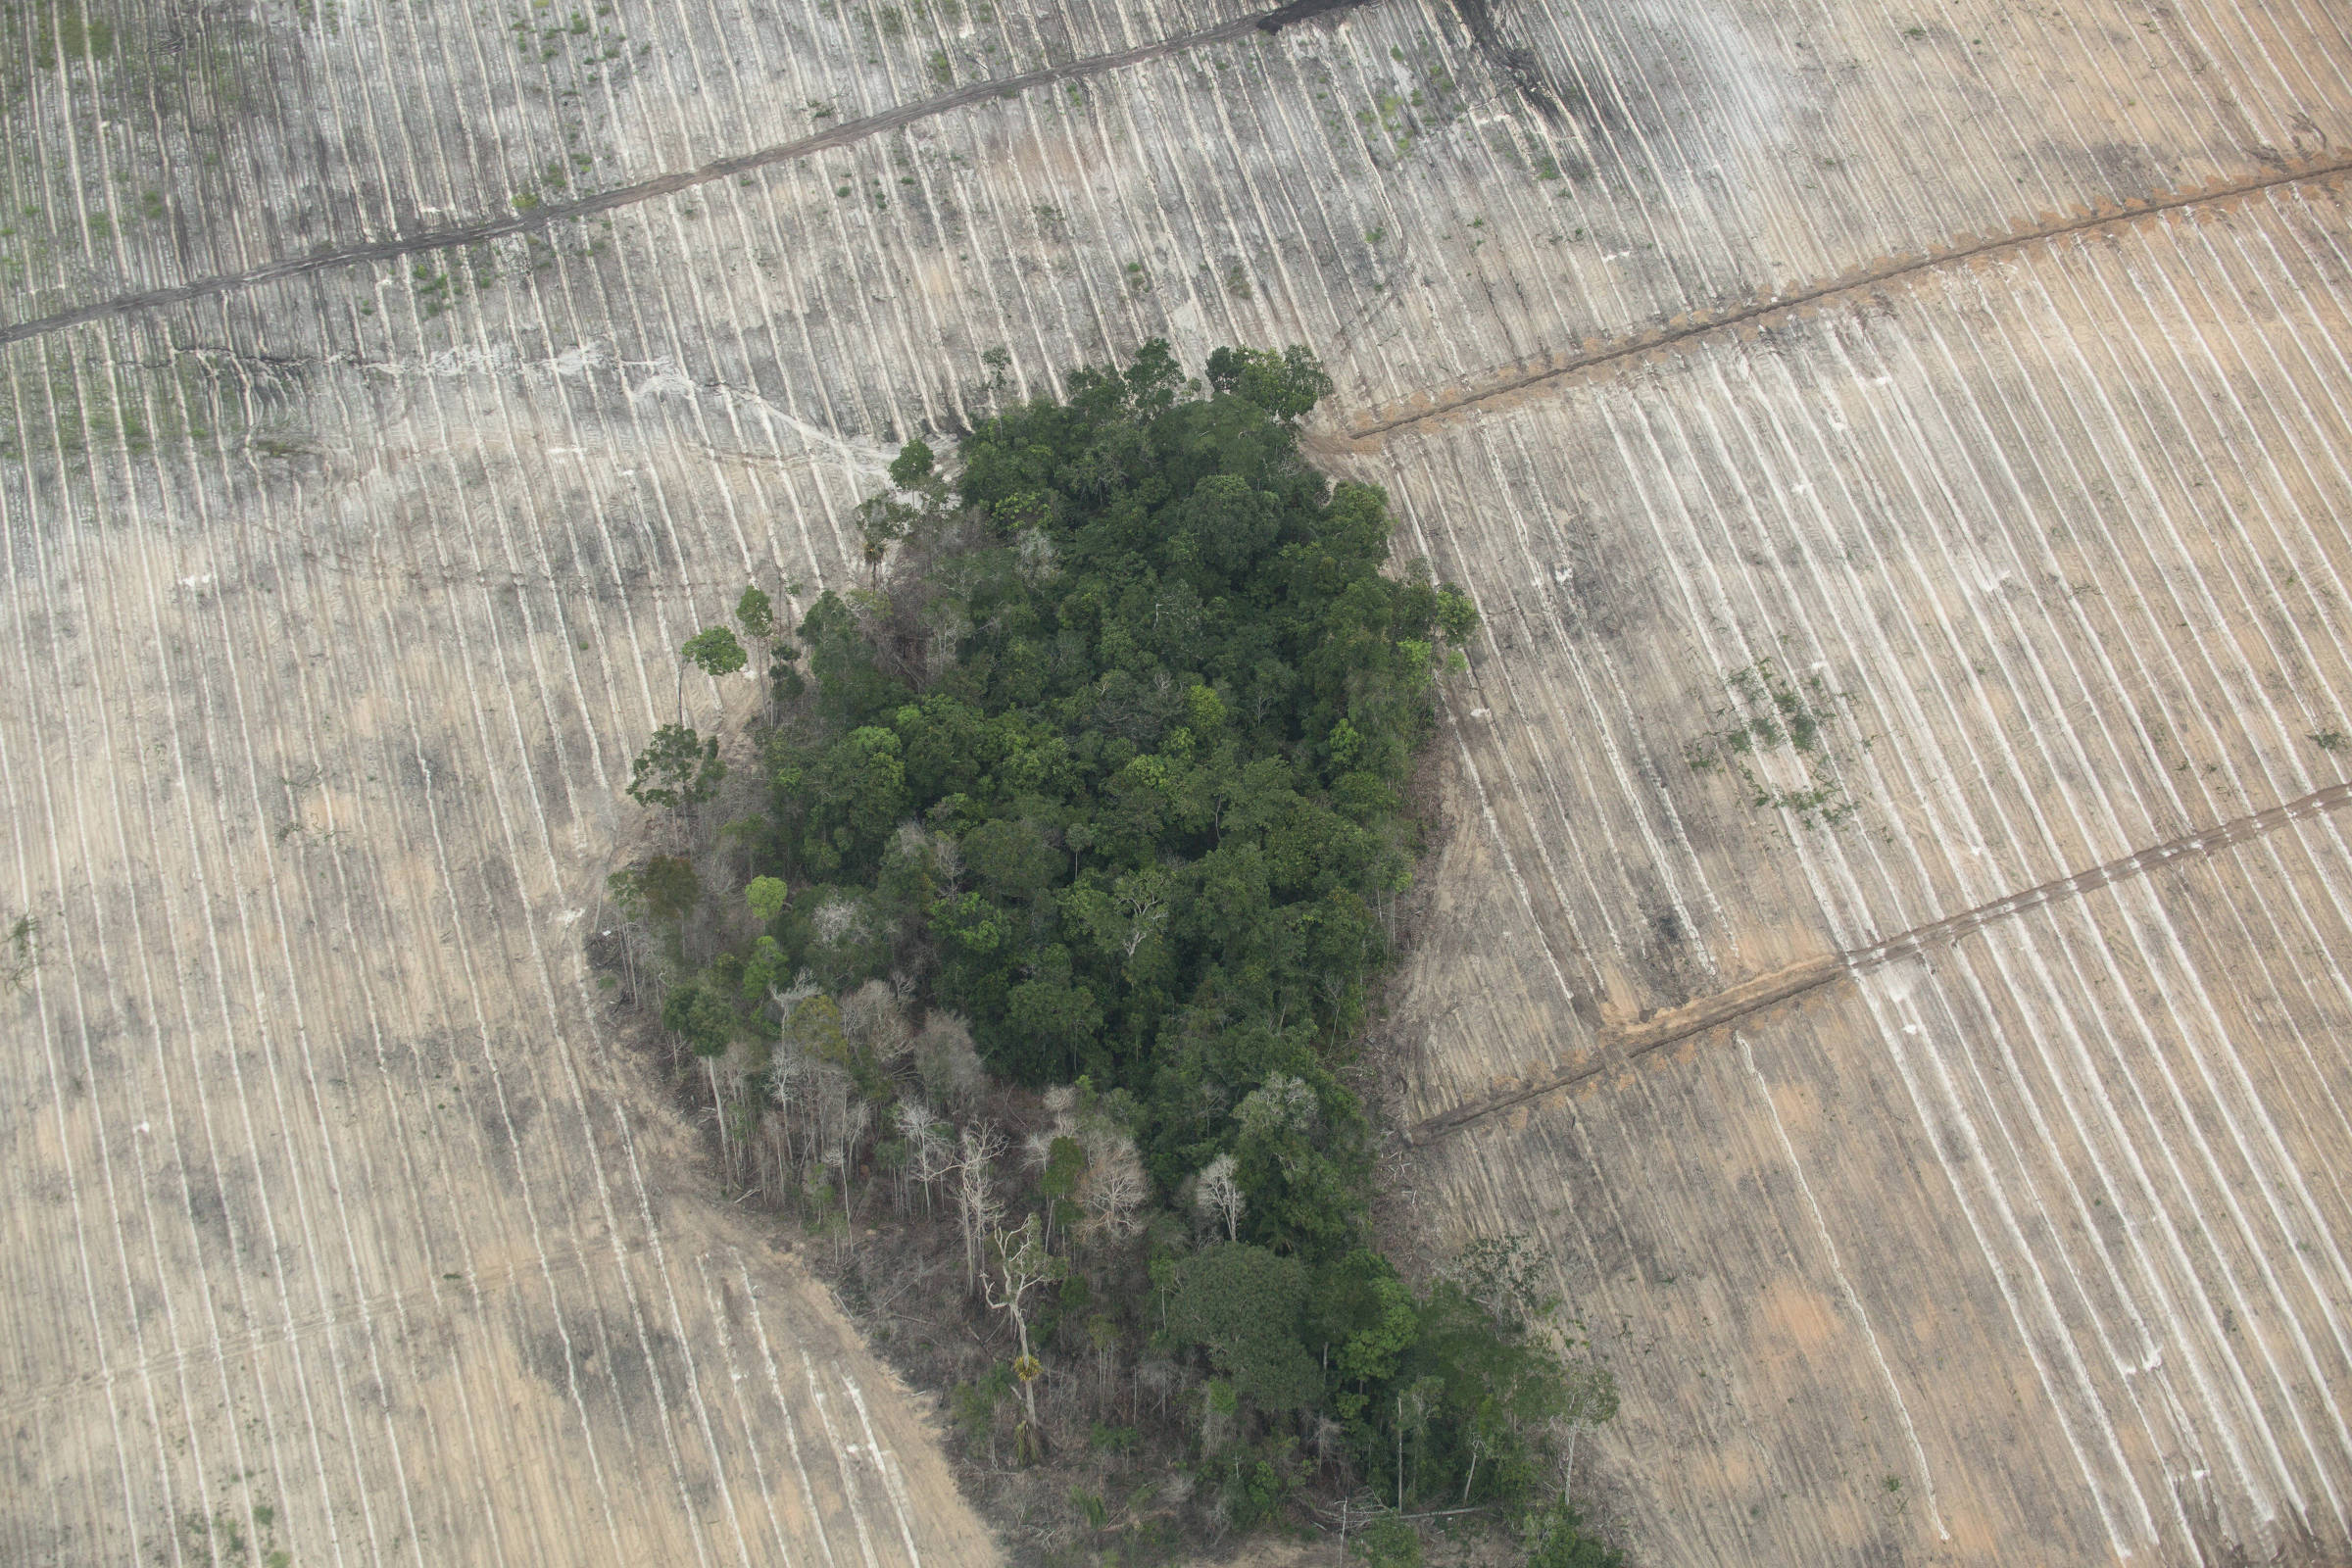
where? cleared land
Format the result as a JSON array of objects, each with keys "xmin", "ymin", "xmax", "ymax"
[
  {"xmin": 1, "ymin": 0, "xmax": 2347, "ymax": 1562},
  {"xmin": 1367, "ymin": 189, "xmax": 2352, "ymax": 1562}
]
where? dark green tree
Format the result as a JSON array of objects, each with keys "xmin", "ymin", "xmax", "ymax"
[
  {"xmin": 679, "ymin": 624, "xmax": 749, "ymax": 721},
  {"xmin": 628, "ymin": 723, "xmax": 724, "ymax": 810},
  {"xmin": 1167, "ymin": 1244, "xmax": 1322, "ymax": 1413},
  {"xmin": 662, "ymin": 981, "xmax": 735, "ymax": 1057},
  {"xmin": 633, "ymin": 855, "xmax": 701, "ymax": 922},
  {"xmin": 609, "ymin": 342, "xmax": 1610, "ymax": 1558},
  {"xmin": 685, "ymin": 624, "xmax": 750, "ymax": 676},
  {"xmin": 1204, "ymin": 344, "xmax": 1335, "ymax": 421},
  {"xmin": 889, "ymin": 438, "xmax": 936, "ymax": 492},
  {"xmin": 735, "ymin": 584, "xmax": 775, "ymax": 642},
  {"xmin": 855, "ymin": 494, "xmax": 915, "ymax": 587}
]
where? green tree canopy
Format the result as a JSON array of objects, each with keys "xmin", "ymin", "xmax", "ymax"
[
  {"xmin": 662, "ymin": 982, "xmax": 735, "ymax": 1057},
  {"xmin": 1167, "ymin": 1244, "xmax": 1322, "ymax": 1412},
  {"xmin": 683, "ymin": 624, "xmax": 749, "ymax": 678},
  {"xmin": 754, "ymin": 339, "xmax": 1476, "ymax": 1110},
  {"xmin": 1205, "ymin": 345, "xmax": 1336, "ymax": 421},
  {"xmin": 633, "ymin": 854, "xmax": 702, "ymax": 923},
  {"xmin": 735, "ymin": 584, "xmax": 775, "ymax": 641},
  {"xmin": 746, "ymin": 875, "xmax": 791, "ymax": 922},
  {"xmin": 605, "ymin": 344, "xmax": 1599, "ymax": 1556},
  {"xmin": 628, "ymin": 723, "xmax": 724, "ymax": 810},
  {"xmin": 889, "ymin": 438, "xmax": 936, "ymax": 491}
]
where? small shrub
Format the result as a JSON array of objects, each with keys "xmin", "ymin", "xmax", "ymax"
[{"xmin": 1348, "ymin": 1515, "xmax": 1421, "ymax": 1567}]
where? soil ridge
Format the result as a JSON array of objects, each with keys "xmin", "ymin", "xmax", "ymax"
[
  {"xmin": 0, "ymin": 0, "xmax": 1383, "ymax": 348},
  {"xmin": 1407, "ymin": 776, "xmax": 2352, "ymax": 1143},
  {"xmin": 1348, "ymin": 157, "xmax": 2352, "ymax": 441}
]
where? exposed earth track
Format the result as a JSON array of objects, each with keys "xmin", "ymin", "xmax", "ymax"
[
  {"xmin": 6, "ymin": 22, "xmax": 2335, "ymax": 395},
  {"xmin": 0, "ymin": 0, "xmax": 1383, "ymax": 349},
  {"xmin": 1407, "ymin": 778, "xmax": 2352, "ymax": 1144},
  {"xmin": 1348, "ymin": 157, "xmax": 2352, "ymax": 439}
]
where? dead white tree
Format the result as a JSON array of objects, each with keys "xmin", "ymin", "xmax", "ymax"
[
  {"xmin": 927, "ymin": 826, "xmax": 963, "ymax": 888},
  {"xmin": 709, "ymin": 1045, "xmax": 762, "ymax": 1190},
  {"xmin": 1087, "ymin": 1312, "xmax": 1123, "ymax": 1422},
  {"xmin": 894, "ymin": 1097, "xmax": 949, "ymax": 1217},
  {"xmin": 1549, "ymin": 1363, "xmax": 1621, "ymax": 1507},
  {"xmin": 914, "ymin": 1011, "xmax": 986, "ymax": 1112},
  {"xmin": 765, "ymin": 1041, "xmax": 812, "ymax": 1194},
  {"xmin": 952, "ymin": 1122, "xmax": 1006, "ymax": 1294},
  {"xmin": 825, "ymin": 1097, "xmax": 873, "ymax": 1227},
  {"xmin": 1195, "ymin": 1152, "xmax": 1245, "ymax": 1244},
  {"xmin": 985, "ymin": 1212, "xmax": 1064, "ymax": 1462},
  {"xmin": 1113, "ymin": 867, "xmax": 1168, "ymax": 961},
  {"xmin": 1024, "ymin": 1085, "xmax": 1151, "ymax": 1252},
  {"xmin": 841, "ymin": 978, "xmax": 913, "ymax": 1070},
  {"xmin": 1023, "ymin": 1084, "xmax": 1081, "ymax": 1172},
  {"xmin": 1078, "ymin": 1132, "xmax": 1149, "ymax": 1243}
]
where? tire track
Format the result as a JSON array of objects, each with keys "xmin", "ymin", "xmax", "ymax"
[
  {"xmin": 1347, "ymin": 157, "xmax": 2352, "ymax": 442},
  {"xmin": 1407, "ymin": 778, "xmax": 2352, "ymax": 1144},
  {"xmin": 0, "ymin": 0, "xmax": 1376, "ymax": 349}
]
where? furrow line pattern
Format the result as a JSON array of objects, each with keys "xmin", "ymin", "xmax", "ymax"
[
  {"xmin": 1407, "ymin": 778, "xmax": 2352, "ymax": 1144},
  {"xmin": 1348, "ymin": 157, "xmax": 2352, "ymax": 441},
  {"xmin": 0, "ymin": 0, "xmax": 1376, "ymax": 350}
]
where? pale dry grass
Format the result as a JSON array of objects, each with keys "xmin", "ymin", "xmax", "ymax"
[{"xmin": 1, "ymin": 0, "xmax": 2347, "ymax": 1560}]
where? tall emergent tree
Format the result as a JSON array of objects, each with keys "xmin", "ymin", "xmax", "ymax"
[
  {"xmin": 679, "ymin": 623, "xmax": 748, "ymax": 718},
  {"xmin": 628, "ymin": 622, "xmax": 751, "ymax": 811},
  {"xmin": 735, "ymin": 583, "xmax": 775, "ymax": 642},
  {"xmin": 627, "ymin": 724, "xmax": 723, "ymax": 810}
]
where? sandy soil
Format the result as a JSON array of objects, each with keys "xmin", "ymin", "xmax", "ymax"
[{"xmin": 2, "ymin": 0, "xmax": 2347, "ymax": 1560}]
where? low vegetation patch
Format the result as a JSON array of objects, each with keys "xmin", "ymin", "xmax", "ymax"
[
  {"xmin": 600, "ymin": 343, "xmax": 1621, "ymax": 1564},
  {"xmin": 1685, "ymin": 655, "xmax": 1860, "ymax": 828}
]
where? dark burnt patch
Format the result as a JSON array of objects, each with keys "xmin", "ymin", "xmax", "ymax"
[
  {"xmin": 1447, "ymin": 0, "xmax": 1564, "ymax": 127},
  {"xmin": 1255, "ymin": 0, "xmax": 1379, "ymax": 36}
]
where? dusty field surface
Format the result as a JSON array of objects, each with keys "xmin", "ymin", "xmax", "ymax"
[
  {"xmin": 2, "ymin": 0, "xmax": 2348, "ymax": 1561},
  {"xmin": 1370, "ymin": 187, "xmax": 2352, "ymax": 1566}
]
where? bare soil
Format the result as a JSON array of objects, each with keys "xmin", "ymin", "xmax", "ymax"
[{"xmin": 5, "ymin": 0, "xmax": 2349, "ymax": 1560}]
